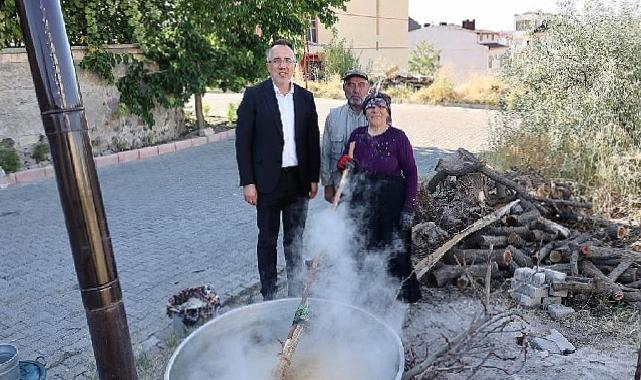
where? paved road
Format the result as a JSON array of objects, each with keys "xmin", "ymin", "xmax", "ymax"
[{"xmin": 0, "ymin": 95, "xmax": 493, "ymax": 379}]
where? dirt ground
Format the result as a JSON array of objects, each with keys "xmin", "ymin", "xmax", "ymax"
[
  {"xmin": 146, "ymin": 280, "xmax": 638, "ymax": 380},
  {"xmin": 403, "ymin": 286, "xmax": 639, "ymax": 380}
]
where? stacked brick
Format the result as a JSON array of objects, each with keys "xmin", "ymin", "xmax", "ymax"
[{"xmin": 511, "ymin": 267, "xmax": 576, "ymax": 319}]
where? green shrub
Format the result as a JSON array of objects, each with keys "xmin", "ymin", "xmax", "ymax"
[
  {"xmin": 319, "ymin": 31, "xmax": 360, "ymax": 80},
  {"xmin": 408, "ymin": 41, "xmax": 440, "ymax": 77},
  {"xmin": 0, "ymin": 139, "xmax": 20, "ymax": 173},
  {"xmin": 305, "ymin": 74, "xmax": 345, "ymax": 99},
  {"xmin": 413, "ymin": 69, "xmax": 457, "ymax": 104},
  {"xmin": 31, "ymin": 141, "xmax": 49, "ymax": 163},
  {"xmin": 226, "ymin": 102, "xmax": 238, "ymax": 125},
  {"xmin": 493, "ymin": 0, "xmax": 641, "ymax": 214}
]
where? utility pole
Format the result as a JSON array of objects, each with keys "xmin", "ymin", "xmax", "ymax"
[{"xmin": 15, "ymin": 1, "xmax": 138, "ymax": 378}]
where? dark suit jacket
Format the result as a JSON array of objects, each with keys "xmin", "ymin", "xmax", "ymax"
[{"xmin": 235, "ymin": 78, "xmax": 320, "ymax": 194}]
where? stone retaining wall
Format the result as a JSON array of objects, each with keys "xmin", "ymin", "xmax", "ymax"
[{"xmin": 0, "ymin": 44, "xmax": 185, "ymax": 169}]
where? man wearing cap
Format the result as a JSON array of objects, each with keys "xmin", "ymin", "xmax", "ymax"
[{"xmin": 320, "ymin": 69, "xmax": 369, "ymax": 203}]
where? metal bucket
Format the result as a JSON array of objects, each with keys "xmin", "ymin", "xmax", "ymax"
[
  {"xmin": 165, "ymin": 298, "xmax": 404, "ymax": 380},
  {"xmin": 0, "ymin": 344, "xmax": 19, "ymax": 380}
]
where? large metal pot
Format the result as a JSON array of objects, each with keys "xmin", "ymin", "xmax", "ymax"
[{"xmin": 165, "ymin": 298, "xmax": 404, "ymax": 380}]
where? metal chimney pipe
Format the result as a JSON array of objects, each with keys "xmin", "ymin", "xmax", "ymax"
[{"xmin": 15, "ymin": 1, "xmax": 138, "ymax": 379}]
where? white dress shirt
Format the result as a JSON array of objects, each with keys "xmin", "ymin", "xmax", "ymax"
[{"xmin": 273, "ymin": 82, "xmax": 298, "ymax": 167}]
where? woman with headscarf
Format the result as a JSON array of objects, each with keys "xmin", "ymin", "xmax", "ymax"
[{"xmin": 337, "ymin": 92, "xmax": 422, "ymax": 303}]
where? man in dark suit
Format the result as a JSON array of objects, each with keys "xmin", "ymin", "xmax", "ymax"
[{"xmin": 235, "ymin": 39, "xmax": 320, "ymax": 301}]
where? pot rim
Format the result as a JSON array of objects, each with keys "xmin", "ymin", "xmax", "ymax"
[{"xmin": 164, "ymin": 297, "xmax": 405, "ymax": 380}]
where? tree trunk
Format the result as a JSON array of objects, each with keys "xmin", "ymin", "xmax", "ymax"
[{"xmin": 195, "ymin": 93, "xmax": 206, "ymax": 133}]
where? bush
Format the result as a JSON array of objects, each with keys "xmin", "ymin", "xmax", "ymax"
[
  {"xmin": 408, "ymin": 41, "xmax": 440, "ymax": 77},
  {"xmin": 413, "ymin": 69, "xmax": 457, "ymax": 104},
  {"xmin": 493, "ymin": 0, "xmax": 641, "ymax": 214},
  {"xmin": 305, "ymin": 74, "xmax": 345, "ymax": 99},
  {"xmin": 226, "ymin": 102, "xmax": 238, "ymax": 125},
  {"xmin": 319, "ymin": 31, "xmax": 360, "ymax": 80},
  {"xmin": 0, "ymin": 139, "xmax": 20, "ymax": 173},
  {"xmin": 384, "ymin": 85, "xmax": 414, "ymax": 103},
  {"xmin": 31, "ymin": 140, "xmax": 49, "ymax": 163},
  {"xmin": 456, "ymin": 74, "xmax": 505, "ymax": 105}
]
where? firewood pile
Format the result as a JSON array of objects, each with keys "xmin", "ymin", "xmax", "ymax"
[{"xmin": 412, "ymin": 148, "xmax": 641, "ymax": 311}]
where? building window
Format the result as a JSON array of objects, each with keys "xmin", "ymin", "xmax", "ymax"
[{"xmin": 307, "ymin": 18, "xmax": 318, "ymax": 43}]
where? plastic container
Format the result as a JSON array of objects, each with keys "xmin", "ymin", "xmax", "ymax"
[{"xmin": 0, "ymin": 344, "xmax": 19, "ymax": 380}]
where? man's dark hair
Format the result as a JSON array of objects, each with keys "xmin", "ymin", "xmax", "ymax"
[{"xmin": 270, "ymin": 39, "xmax": 294, "ymax": 51}]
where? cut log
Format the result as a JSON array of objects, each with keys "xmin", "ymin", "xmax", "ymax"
[
  {"xmin": 413, "ymin": 200, "xmax": 520, "ymax": 280},
  {"xmin": 445, "ymin": 248, "xmax": 513, "ymax": 268},
  {"xmin": 626, "ymin": 280, "xmax": 641, "ymax": 289},
  {"xmin": 580, "ymin": 261, "xmax": 624, "ymax": 300},
  {"xmin": 506, "ymin": 210, "xmax": 541, "ymax": 226},
  {"xmin": 508, "ymin": 232, "xmax": 528, "ymax": 248},
  {"xmin": 472, "ymin": 234, "xmax": 509, "ymax": 248},
  {"xmin": 607, "ymin": 259, "xmax": 635, "ymax": 282},
  {"xmin": 456, "ymin": 275, "xmax": 471, "ymax": 290},
  {"xmin": 593, "ymin": 266, "xmax": 638, "ymax": 283},
  {"xmin": 622, "ymin": 290, "xmax": 641, "ymax": 303},
  {"xmin": 537, "ymin": 217, "xmax": 571, "ymax": 238},
  {"xmin": 591, "ymin": 258, "xmax": 625, "ymax": 266},
  {"xmin": 581, "ymin": 245, "xmax": 641, "ymax": 263},
  {"xmin": 504, "ymin": 245, "xmax": 533, "ymax": 268},
  {"xmin": 483, "ymin": 225, "xmax": 531, "ymax": 237},
  {"xmin": 531, "ymin": 229, "xmax": 559, "ymax": 242},
  {"xmin": 551, "ymin": 278, "xmax": 595, "ymax": 293},
  {"xmin": 549, "ymin": 248, "xmax": 572, "ymax": 263},
  {"xmin": 432, "ymin": 262, "xmax": 500, "ymax": 287}
]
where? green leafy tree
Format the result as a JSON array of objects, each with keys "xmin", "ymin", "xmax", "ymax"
[
  {"xmin": 408, "ymin": 41, "xmax": 440, "ymax": 77},
  {"xmin": 320, "ymin": 31, "xmax": 360, "ymax": 80},
  {"xmin": 495, "ymin": 0, "xmax": 641, "ymax": 207},
  {"xmin": 1, "ymin": 0, "xmax": 348, "ymax": 127}
]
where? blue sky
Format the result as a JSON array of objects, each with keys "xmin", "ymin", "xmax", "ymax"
[{"xmin": 408, "ymin": 0, "xmax": 561, "ymax": 31}]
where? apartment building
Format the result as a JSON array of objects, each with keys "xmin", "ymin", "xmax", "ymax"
[
  {"xmin": 305, "ymin": 0, "xmax": 409, "ymax": 73},
  {"xmin": 409, "ymin": 19, "xmax": 508, "ymax": 85}
]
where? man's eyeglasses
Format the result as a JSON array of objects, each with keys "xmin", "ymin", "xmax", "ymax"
[{"xmin": 268, "ymin": 58, "xmax": 296, "ymax": 65}]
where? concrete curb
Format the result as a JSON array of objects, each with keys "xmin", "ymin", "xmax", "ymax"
[{"xmin": 2, "ymin": 129, "xmax": 236, "ymax": 188}]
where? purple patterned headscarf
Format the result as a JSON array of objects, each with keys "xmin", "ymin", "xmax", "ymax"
[{"xmin": 362, "ymin": 92, "xmax": 392, "ymax": 123}]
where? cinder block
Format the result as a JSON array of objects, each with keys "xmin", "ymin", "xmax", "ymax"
[
  {"xmin": 191, "ymin": 136, "xmax": 208, "ymax": 146},
  {"xmin": 117, "ymin": 150, "xmax": 140, "ymax": 163},
  {"xmin": 549, "ymin": 288, "xmax": 569, "ymax": 297},
  {"xmin": 544, "ymin": 269, "xmax": 567, "ymax": 284},
  {"xmin": 532, "ymin": 272, "xmax": 546, "ymax": 287},
  {"xmin": 547, "ymin": 304, "xmax": 576, "ymax": 320},
  {"xmin": 157, "ymin": 143, "xmax": 176, "ymax": 155},
  {"xmin": 514, "ymin": 267, "xmax": 536, "ymax": 282},
  {"xmin": 174, "ymin": 139, "xmax": 193, "ymax": 151},
  {"xmin": 15, "ymin": 168, "xmax": 46, "ymax": 183},
  {"xmin": 524, "ymin": 284, "xmax": 548, "ymax": 299},
  {"xmin": 542, "ymin": 297, "xmax": 562, "ymax": 309},
  {"xmin": 94, "ymin": 154, "xmax": 119, "ymax": 168},
  {"xmin": 207, "ymin": 134, "xmax": 222, "ymax": 143},
  {"xmin": 510, "ymin": 292, "xmax": 541, "ymax": 307},
  {"xmin": 138, "ymin": 146, "xmax": 159, "ymax": 160}
]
